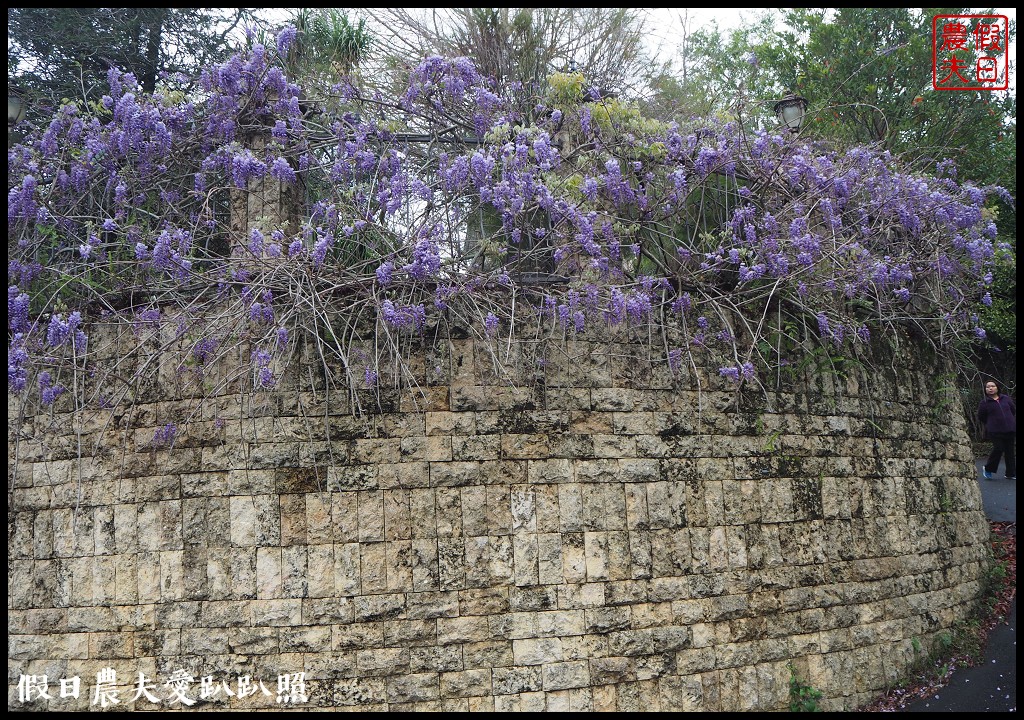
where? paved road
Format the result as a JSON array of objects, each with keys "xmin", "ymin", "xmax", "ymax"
[
  {"xmin": 974, "ymin": 457, "xmax": 1017, "ymax": 522},
  {"xmin": 903, "ymin": 460, "xmax": 1016, "ymax": 712}
]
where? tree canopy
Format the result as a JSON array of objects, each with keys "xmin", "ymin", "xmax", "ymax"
[
  {"xmin": 8, "ymin": 8, "xmax": 250, "ymax": 118},
  {"xmin": 363, "ymin": 9, "xmax": 652, "ymax": 116},
  {"xmin": 657, "ymin": 7, "xmax": 1016, "ymax": 360}
]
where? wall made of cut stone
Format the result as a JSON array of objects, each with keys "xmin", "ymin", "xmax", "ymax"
[{"xmin": 7, "ymin": 332, "xmax": 991, "ymax": 711}]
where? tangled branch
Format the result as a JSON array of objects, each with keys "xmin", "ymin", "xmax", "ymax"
[{"xmin": 7, "ymin": 29, "xmax": 1013, "ymax": 432}]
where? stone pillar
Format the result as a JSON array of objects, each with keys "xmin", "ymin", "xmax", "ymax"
[{"xmin": 230, "ymin": 131, "xmax": 302, "ymax": 257}]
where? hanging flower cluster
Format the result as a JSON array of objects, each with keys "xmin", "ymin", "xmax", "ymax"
[{"xmin": 7, "ymin": 26, "xmax": 1012, "ymax": 417}]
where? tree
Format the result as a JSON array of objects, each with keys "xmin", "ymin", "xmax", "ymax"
[
  {"xmin": 760, "ymin": 8, "xmax": 1017, "ymax": 360},
  {"xmin": 765, "ymin": 9, "xmax": 1013, "ymax": 181},
  {"xmin": 658, "ymin": 9, "xmax": 1014, "ymax": 189},
  {"xmin": 663, "ymin": 7, "xmax": 1017, "ymax": 397},
  {"xmin": 8, "ymin": 8, "xmax": 250, "ymax": 119},
  {"xmin": 275, "ymin": 8, "xmax": 373, "ymax": 82},
  {"xmin": 361, "ymin": 8, "xmax": 652, "ymax": 117}
]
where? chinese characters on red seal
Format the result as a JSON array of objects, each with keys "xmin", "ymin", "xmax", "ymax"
[{"xmin": 933, "ymin": 14, "xmax": 1009, "ymax": 90}]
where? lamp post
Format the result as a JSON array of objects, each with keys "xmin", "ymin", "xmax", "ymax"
[
  {"xmin": 8, "ymin": 93, "xmax": 27, "ymax": 127},
  {"xmin": 773, "ymin": 93, "xmax": 807, "ymax": 135}
]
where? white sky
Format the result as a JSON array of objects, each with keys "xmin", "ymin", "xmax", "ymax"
[{"xmin": 638, "ymin": 8, "xmax": 757, "ymax": 63}]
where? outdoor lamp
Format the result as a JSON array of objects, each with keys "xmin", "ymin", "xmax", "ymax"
[
  {"xmin": 9, "ymin": 94, "xmax": 26, "ymax": 127},
  {"xmin": 773, "ymin": 93, "xmax": 807, "ymax": 134}
]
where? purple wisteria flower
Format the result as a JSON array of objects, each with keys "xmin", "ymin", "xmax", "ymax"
[
  {"xmin": 380, "ymin": 300, "xmax": 427, "ymax": 331},
  {"xmin": 719, "ymin": 366, "xmax": 741, "ymax": 383},
  {"xmin": 404, "ymin": 236, "xmax": 441, "ymax": 280},
  {"xmin": 270, "ymin": 157, "xmax": 296, "ymax": 184},
  {"xmin": 230, "ymin": 150, "xmax": 267, "ymax": 187},
  {"xmin": 251, "ymin": 349, "xmax": 275, "ymax": 389},
  {"xmin": 312, "ymin": 231, "xmax": 335, "ymax": 267},
  {"xmin": 46, "ymin": 312, "xmax": 87, "ymax": 352},
  {"xmin": 192, "ymin": 337, "xmax": 219, "ymax": 364},
  {"xmin": 8, "ymin": 336, "xmax": 29, "ymax": 392},
  {"xmin": 668, "ymin": 349, "xmax": 684, "ymax": 373},
  {"xmin": 4, "ymin": 38, "xmax": 1011, "ymax": 414},
  {"xmin": 276, "ymin": 26, "xmax": 298, "ymax": 55},
  {"xmin": 8, "ymin": 288, "xmax": 30, "ymax": 334},
  {"xmin": 816, "ymin": 313, "xmax": 830, "ymax": 338},
  {"xmin": 433, "ymin": 285, "xmax": 458, "ymax": 310},
  {"xmin": 152, "ymin": 423, "xmax": 177, "ymax": 447},
  {"xmin": 484, "ymin": 312, "xmax": 499, "ymax": 337},
  {"xmin": 625, "ymin": 290, "xmax": 651, "ymax": 324},
  {"xmin": 376, "ymin": 261, "xmax": 394, "ymax": 286},
  {"xmin": 248, "ymin": 229, "xmax": 265, "ymax": 256}
]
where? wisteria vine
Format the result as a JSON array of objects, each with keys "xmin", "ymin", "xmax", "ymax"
[{"xmin": 7, "ymin": 28, "xmax": 1013, "ymax": 429}]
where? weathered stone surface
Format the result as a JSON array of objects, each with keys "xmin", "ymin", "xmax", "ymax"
[{"xmin": 7, "ymin": 331, "xmax": 989, "ymax": 712}]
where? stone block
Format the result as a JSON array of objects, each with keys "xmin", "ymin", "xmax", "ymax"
[
  {"xmin": 463, "ymin": 640, "xmax": 514, "ymax": 669},
  {"xmin": 513, "ymin": 637, "xmax": 563, "ymax": 665},
  {"xmin": 492, "ymin": 665, "xmax": 543, "ymax": 695},
  {"xmin": 255, "ymin": 547, "xmax": 282, "ymax": 599},
  {"xmin": 543, "ymin": 660, "xmax": 591, "ymax": 690},
  {"xmin": 437, "ymin": 616, "xmax": 491, "ymax": 645},
  {"xmin": 440, "ymin": 669, "xmax": 492, "ymax": 698},
  {"xmin": 357, "ymin": 647, "xmax": 410, "ymax": 677},
  {"xmin": 512, "ymin": 534, "xmax": 539, "ymax": 587},
  {"xmin": 452, "ymin": 434, "xmax": 501, "ymax": 461},
  {"xmin": 357, "ymin": 491, "xmax": 385, "ymax": 542},
  {"xmin": 250, "ymin": 598, "xmax": 302, "ymax": 627}
]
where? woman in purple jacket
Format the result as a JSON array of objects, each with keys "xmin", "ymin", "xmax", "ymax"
[{"xmin": 978, "ymin": 380, "xmax": 1016, "ymax": 480}]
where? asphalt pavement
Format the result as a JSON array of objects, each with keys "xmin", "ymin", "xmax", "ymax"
[{"xmin": 902, "ymin": 459, "xmax": 1016, "ymax": 712}]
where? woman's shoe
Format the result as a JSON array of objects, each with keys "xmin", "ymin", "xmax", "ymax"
[{"xmin": 982, "ymin": 469, "xmax": 994, "ymax": 480}]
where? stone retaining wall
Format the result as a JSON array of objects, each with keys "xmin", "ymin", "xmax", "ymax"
[{"xmin": 7, "ymin": 331, "xmax": 991, "ymax": 711}]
